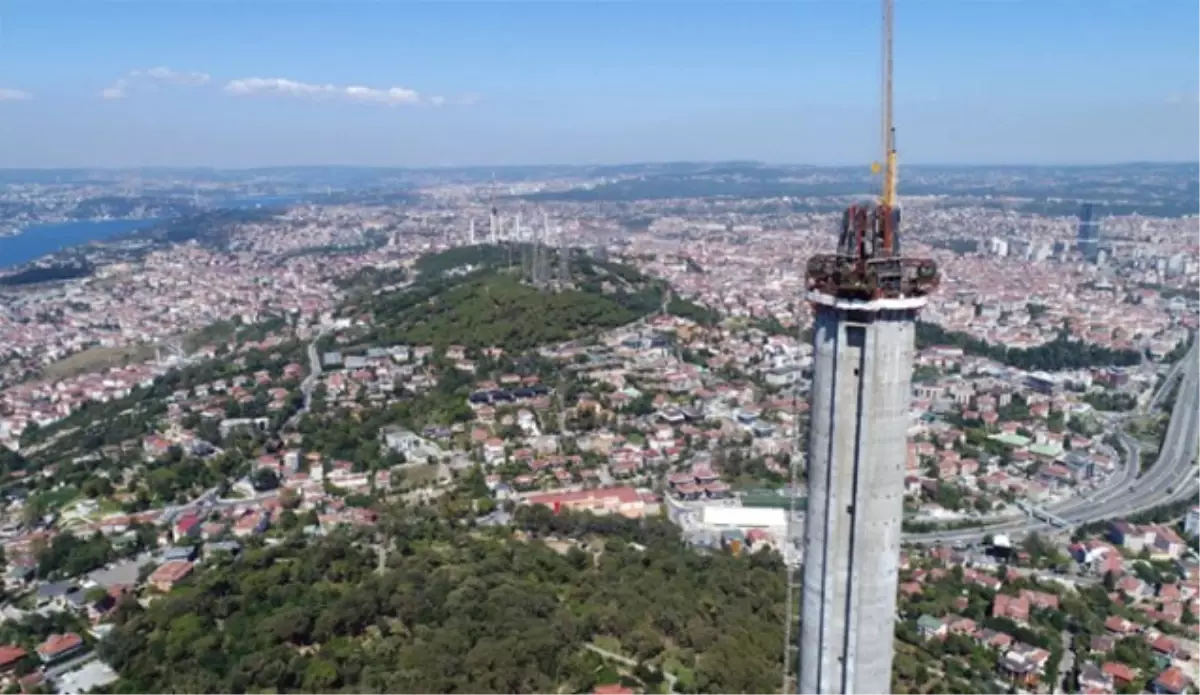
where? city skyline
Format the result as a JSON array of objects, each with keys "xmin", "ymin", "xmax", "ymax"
[{"xmin": 0, "ymin": 0, "xmax": 1196, "ymax": 168}]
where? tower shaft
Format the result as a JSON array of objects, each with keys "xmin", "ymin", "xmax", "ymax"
[{"xmin": 798, "ymin": 295, "xmax": 921, "ymax": 694}]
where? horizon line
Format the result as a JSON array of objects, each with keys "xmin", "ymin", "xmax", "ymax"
[{"xmin": 0, "ymin": 160, "xmax": 1197, "ymax": 172}]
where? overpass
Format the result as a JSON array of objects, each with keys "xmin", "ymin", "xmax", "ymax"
[
  {"xmin": 904, "ymin": 341, "xmax": 1199, "ymax": 546},
  {"xmin": 1018, "ymin": 501, "xmax": 1070, "ymax": 529}
]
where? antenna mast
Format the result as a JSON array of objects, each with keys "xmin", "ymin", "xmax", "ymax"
[{"xmin": 488, "ymin": 173, "xmax": 499, "ymax": 245}]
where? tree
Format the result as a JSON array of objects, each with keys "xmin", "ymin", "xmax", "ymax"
[
  {"xmin": 35, "ymin": 532, "xmax": 114, "ymax": 579},
  {"xmin": 251, "ymin": 468, "xmax": 280, "ymax": 493},
  {"xmin": 99, "ymin": 506, "xmax": 787, "ymax": 695}
]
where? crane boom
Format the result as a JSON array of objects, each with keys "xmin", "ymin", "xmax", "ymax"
[
  {"xmin": 881, "ymin": 0, "xmax": 897, "ymax": 210},
  {"xmin": 805, "ymin": 0, "xmax": 938, "ymax": 303}
]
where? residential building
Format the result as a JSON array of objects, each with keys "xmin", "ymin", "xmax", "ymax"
[
  {"xmin": 148, "ymin": 560, "xmax": 194, "ymax": 593},
  {"xmin": 36, "ymin": 633, "xmax": 83, "ymax": 663}
]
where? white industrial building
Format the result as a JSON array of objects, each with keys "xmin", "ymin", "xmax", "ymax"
[{"xmin": 700, "ymin": 505, "xmax": 787, "ymax": 531}]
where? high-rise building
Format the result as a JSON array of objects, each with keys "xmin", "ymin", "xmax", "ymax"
[{"xmin": 1077, "ymin": 203, "xmax": 1101, "ymax": 262}]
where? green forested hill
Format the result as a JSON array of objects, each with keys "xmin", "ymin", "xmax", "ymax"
[
  {"xmin": 98, "ymin": 506, "xmax": 787, "ymax": 694},
  {"xmin": 347, "ymin": 245, "xmax": 673, "ymax": 351}
]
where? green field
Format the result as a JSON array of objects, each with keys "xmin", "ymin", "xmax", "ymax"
[{"xmin": 42, "ymin": 344, "xmax": 156, "ymax": 380}]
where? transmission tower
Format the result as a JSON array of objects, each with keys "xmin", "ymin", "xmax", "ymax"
[
  {"xmin": 557, "ymin": 221, "xmax": 571, "ymax": 288},
  {"xmin": 537, "ymin": 211, "xmax": 552, "ymax": 288},
  {"xmin": 488, "ymin": 174, "xmax": 499, "ymax": 245}
]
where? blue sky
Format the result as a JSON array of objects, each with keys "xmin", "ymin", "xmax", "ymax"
[{"xmin": 0, "ymin": 0, "xmax": 1196, "ymax": 167}]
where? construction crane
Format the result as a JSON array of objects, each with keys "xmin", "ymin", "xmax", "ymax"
[
  {"xmin": 879, "ymin": 0, "xmax": 898, "ymax": 224},
  {"xmin": 805, "ymin": 0, "xmax": 938, "ymax": 303}
]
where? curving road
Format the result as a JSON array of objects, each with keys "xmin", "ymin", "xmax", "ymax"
[
  {"xmin": 904, "ymin": 342, "xmax": 1199, "ymax": 546},
  {"xmin": 285, "ymin": 327, "xmax": 328, "ymax": 429}
]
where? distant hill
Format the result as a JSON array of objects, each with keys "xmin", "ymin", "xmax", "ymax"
[
  {"xmin": 126, "ymin": 208, "xmax": 280, "ymax": 250},
  {"xmin": 343, "ymin": 244, "xmax": 706, "ymax": 352},
  {"xmin": 0, "ymin": 261, "xmax": 93, "ymax": 287}
]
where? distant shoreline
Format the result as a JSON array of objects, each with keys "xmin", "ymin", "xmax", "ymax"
[
  {"xmin": 0, "ymin": 218, "xmax": 163, "ymax": 271},
  {"xmin": 0, "ymin": 214, "xmax": 165, "ymax": 240}
]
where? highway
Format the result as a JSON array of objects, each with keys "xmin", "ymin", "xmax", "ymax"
[{"xmin": 904, "ymin": 342, "xmax": 1199, "ymax": 546}]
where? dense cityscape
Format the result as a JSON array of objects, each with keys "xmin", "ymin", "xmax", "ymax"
[
  {"xmin": 0, "ymin": 0, "xmax": 1197, "ymax": 690},
  {"xmin": 0, "ymin": 159, "xmax": 1193, "ymax": 694}
]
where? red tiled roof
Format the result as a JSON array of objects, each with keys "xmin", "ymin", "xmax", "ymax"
[
  {"xmin": 36, "ymin": 633, "xmax": 81, "ymax": 659},
  {"xmin": 1101, "ymin": 662, "xmax": 1136, "ymax": 683},
  {"xmin": 149, "ymin": 560, "xmax": 194, "ymax": 585},
  {"xmin": 527, "ymin": 486, "xmax": 641, "ymax": 507},
  {"xmin": 1154, "ymin": 667, "xmax": 1192, "ymax": 694},
  {"xmin": 0, "ymin": 645, "xmax": 25, "ymax": 668}
]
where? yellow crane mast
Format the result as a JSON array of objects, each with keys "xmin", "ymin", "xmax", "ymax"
[
  {"xmin": 807, "ymin": 0, "xmax": 938, "ymax": 301},
  {"xmin": 881, "ymin": 0, "xmax": 897, "ymax": 211}
]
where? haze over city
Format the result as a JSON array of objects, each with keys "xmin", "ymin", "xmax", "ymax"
[{"xmin": 0, "ymin": 0, "xmax": 1197, "ymax": 167}]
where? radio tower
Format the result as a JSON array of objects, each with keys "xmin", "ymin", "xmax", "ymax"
[
  {"xmin": 557, "ymin": 220, "xmax": 571, "ymax": 288},
  {"xmin": 484, "ymin": 172, "xmax": 499, "ymax": 246},
  {"xmin": 794, "ymin": 0, "xmax": 939, "ymax": 693},
  {"xmin": 535, "ymin": 211, "xmax": 551, "ymax": 287}
]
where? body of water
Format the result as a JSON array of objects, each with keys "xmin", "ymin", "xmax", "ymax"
[{"xmin": 0, "ymin": 218, "xmax": 160, "ymax": 270}]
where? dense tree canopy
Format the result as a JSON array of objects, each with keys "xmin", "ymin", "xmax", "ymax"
[
  {"xmin": 99, "ymin": 508, "xmax": 787, "ymax": 694},
  {"xmin": 916, "ymin": 322, "xmax": 1141, "ymax": 371},
  {"xmin": 36, "ymin": 531, "xmax": 114, "ymax": 580},
  {"xmin": 345, "ymin": 246, "xmax": 710, "ymax": 353}
]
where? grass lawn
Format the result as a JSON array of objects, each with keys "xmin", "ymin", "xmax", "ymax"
[{"xmin": 42, "ymin": 344, "xmax": 156, "ymax": 380}]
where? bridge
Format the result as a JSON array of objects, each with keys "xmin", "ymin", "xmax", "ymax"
[{"xmin": 1016, "ymin": 500, "xmax": 1070, "ymax": 529}]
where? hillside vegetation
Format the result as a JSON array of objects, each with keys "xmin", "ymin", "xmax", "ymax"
[
  {"xmin": 99, "ymin": 505, "xmax": 787, "ymax": 694},
  {"xmin": 916, "ymin": 322, "xmax": 1142, "ymax": 371},
  {"xmin": 346, "ymin": 245, "xmax": 701, "ymax": 352}
]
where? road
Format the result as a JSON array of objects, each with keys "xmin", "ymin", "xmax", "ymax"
[
  {"xmin": 285, "ymin": 327, "xmax": 328, "ymax": 429},
  {"xmin": 46, "ymin": 650, "xmax": 99, "ymax": 679},
  {"xmin": 1054, "ymin": 630, "xmax": 1075, "ymax": 695},
  {"xmin": 584, "ymin": 643, "xmax": 678, "ymax": 693},
  {"xmin": 904, "ymin": 342, "xmax": 1199, "ymax": 546}
]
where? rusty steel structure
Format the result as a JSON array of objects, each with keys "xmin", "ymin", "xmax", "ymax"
[
  {"xmin": 805, "ymin": 203, "xmax": 939, "ymax": 301},
  {"xmin": 805, "ymin": 0, "xmax": 938, "ymax": 303}
]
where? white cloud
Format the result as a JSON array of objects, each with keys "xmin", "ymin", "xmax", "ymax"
[
  {"xmin": 100, "ymin": 67, "xmax": 211, "ymax": 99},
  {"xmin": 134, "ymin": 67, "xmax": 211, "ymax": 86},
  {"xmin": 100, "ymin": 79, "xmax": 130, "ymax": 100},
  {"xmin": 1166, "ymin": 92, "xmax": 1199, "ymax": 105},
  {"xmin": 0, "ymin": 88, "xmax": 32, "ymax": 101},
  {"xmin": 223, "ymin": 77, "xmax": 441, "ymax": 106}
]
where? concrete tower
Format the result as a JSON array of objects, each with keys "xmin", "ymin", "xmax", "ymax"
[
  {"xmin": 797, "ymin": 283, "xmax": 930, "ymax": 694},
  {"xmin": 796, "ymin": 1, "xmax": 939, "ymax": 691}
]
